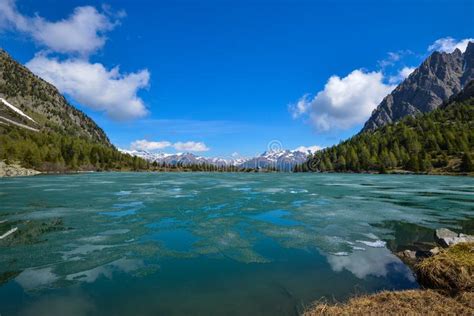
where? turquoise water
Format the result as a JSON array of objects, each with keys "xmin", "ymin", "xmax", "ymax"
[{"xmin": 0, "ymin": 173, "xmax": 473, "ymax": 315}]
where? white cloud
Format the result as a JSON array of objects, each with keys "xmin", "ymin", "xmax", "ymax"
[
  {"xmin": 0, "ymin": 1, "xmax": 152, "ymax": 121},
  {"xmin": 388, "ymin": 66, "xmax": 416, "ymax": 84},
  {"xmin": 291, "ymin": 69, "xmax": 395, "ymax": 131},
  {"xmin": 0, "ymin": 1, "xmax": 119, "ymax": 56},
  {"xmin": 129, "ymin": 140, "xmax": 210, "ymax": 152},
  {"xmin": 26, "ymin": 55, "xmax": 150, "ymax": 120},
  {"xmin": 377, "ymin": 50, "xmax": 413, "ymax": 68},
  {"xmin": 293, "ymin": 145, "xmax": 322, "ymax": 153},
  {"xmin": 288, "ymin": 94, "xmax": 311, "ymax": 119},
  {"xmin": 173, "ymin": 141, "xmax": 210, "ymax": 152},
  {"xmin": 131, "ymin": 140, "xmax": 171, "ymax": 151},
  {"xmin": 378, "ymin": 52, "xmax": 401, "ymax": 68},
  {"xmin": 428, "ymin": 37, "xmax": 474, "ymax": 53}
]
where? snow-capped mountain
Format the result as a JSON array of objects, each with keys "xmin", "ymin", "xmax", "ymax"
[
  {"xmin": 239, "ymin": 150, "xmax": 309, "ymax": 171},
  {"xmin": 120, "ymin": 148, "xmax": 313, "ymax": 171}
]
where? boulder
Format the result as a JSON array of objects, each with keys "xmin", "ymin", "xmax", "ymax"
[{"xmin": 435, "ymin": 228, "xmax": 474, "ymax": 247}]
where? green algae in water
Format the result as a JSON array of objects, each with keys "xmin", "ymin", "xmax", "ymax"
[{"xmin": 0, "ymin": 173, "xmax": 473, "ymax": 315}]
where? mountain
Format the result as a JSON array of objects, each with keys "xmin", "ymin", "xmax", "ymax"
[
  {"xmin": 0, "ymin": 49, "xmax": 149, "ymax": 173},
  {"xmin": 120, "ymin": 150, "xmax": 228, "ymax": 166},
  {"xmin": 0, "ymin": 49, "xmax": 110, "ymax": 145},
  {"xmin": 444, "ymin": 80, "xmax": 474, "ymax": 105},
  {"xmin": 304, "ymin": 81, "xmax": 474, "ymax": 174},
  {"xmin": 121, "ymin": 149, "xmax": 311, "ymax": 171},
  {"xmin": 239, "ymin": 150, "xmax": 308, "ymax": 171},
  {"xmin": 362, "ymin": 41, "xmax": 474, "ymax": 132}
]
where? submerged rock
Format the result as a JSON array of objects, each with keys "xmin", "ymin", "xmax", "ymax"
[{"xmin": 435, "ymin": 228, "xmax": 474, "ymax": 247}]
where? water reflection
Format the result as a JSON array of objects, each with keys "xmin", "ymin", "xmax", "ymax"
[{"xmin": 326, "ymin": 247, "xmax": 415, "ymax": 280}]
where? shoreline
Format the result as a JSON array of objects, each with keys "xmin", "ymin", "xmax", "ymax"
[
  {"xmin": 304, "ymin": 231, "xmax": 474, "ymax": 315},
  {"xmin": 1, "ymin": 163, "xmax": 472, "ymax": 178}
]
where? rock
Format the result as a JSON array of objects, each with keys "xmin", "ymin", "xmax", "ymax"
[
  {"xmin": 402, "ymin": 250, "xmax": 417, "ymax": 260},
  {"xmin": 0, "ymin": 161, "xmax": 40, "ymax": 177},
  {"xmin": 459, "ymin": 234, "xmax": 474, "ymax": 243},
  {"xmin": 396, "ymin": 249, "xmax": 419, "ymax": 266},
  {"xmin": 430, "ymin": 247, "xmax": 440, "ymax": 256},
  {"xmin": 435, "ymin": 228, "xmax": 474, "ymax": 247},
  {"xmin": 362, "ymin": 41, "xmax": 474, "ymax": 132}
]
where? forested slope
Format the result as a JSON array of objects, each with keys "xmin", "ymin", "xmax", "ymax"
[{"xmin": 302, "ymin": 83, "xmax": 474, "ymax": 174}]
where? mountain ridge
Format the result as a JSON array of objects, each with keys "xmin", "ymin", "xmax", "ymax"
[
  {"xmin": 0, "ymin": 49, "xmax": 111, "ymax": 146},
  {"xmin": 362, "ymin": 41, "xmax": 474, "ymax": 132},
  {"xmin": 121, "ymin": 148, "xmax": 313, "ymax": 171}
]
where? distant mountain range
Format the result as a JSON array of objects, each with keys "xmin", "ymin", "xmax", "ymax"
[
  {"xmin": 120, "ymin": 149, "xmax": 311, "ymax": 171},
  {"xmin": 363, "ymin": 41, "xmax": 474, "ymax": 132}
]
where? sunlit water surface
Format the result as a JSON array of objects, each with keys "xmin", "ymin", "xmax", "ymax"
[{"xmin": 0, "ymin": 173, "xmax": 473, "ymax": 315}]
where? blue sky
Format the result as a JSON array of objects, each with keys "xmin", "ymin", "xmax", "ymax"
[{"xmin": 0, "ymin": 0, "xmax": 472, "ymax": 158}]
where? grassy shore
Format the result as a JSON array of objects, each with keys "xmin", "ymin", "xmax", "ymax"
[{"xmin": 304, "ymin": 242, "xmax": 474, "ymax": 315}]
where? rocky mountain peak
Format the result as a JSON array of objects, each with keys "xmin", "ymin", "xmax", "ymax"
[{"xmin": 362, "ymin": 41, "xmax": 474, "ymax": 132}]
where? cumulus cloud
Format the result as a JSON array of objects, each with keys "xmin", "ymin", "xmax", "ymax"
[
  {"xmin": 26, "ymin": 54, "xmax": 150, "ymax": 120},
  {"xmin": 131, "ymin": 140, "xmax": 171, "ymax": 151},
  {"xmin": 388, "ymin": 66, "xmax": 416, "ymax": 84},
  {"xmin": 0, "ymin": 1, "xmax": 151, "ymax": 121},
  {"xmin": 290, "ymin": 70, "xmax": 395, "ymax": 131},
  {"xmin": 0, "ymin": 0, "xmax": 119, "ymax": 56},
  {"xmin": 173, "ymin": 141, "xmax": 210, "ymax": 152},
  {"xmin": 129, "ymin": 140, "xmax": 210, "ymax": 152},
  {"xmin": 293, "ymin": 145, "xmax": 322, "ymax": 153},
  {"xmin": 428, "ymin": 37, "xmax": 474, "ymax": 53}
]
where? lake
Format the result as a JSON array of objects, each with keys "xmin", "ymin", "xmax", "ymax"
[{"xmin": 0, "ymin": 173, "xmax": 473, "ymax": 315}]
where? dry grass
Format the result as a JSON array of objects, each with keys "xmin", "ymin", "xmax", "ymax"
[
  {"xmin": 304, "ymin": 290, "xmax": 474, "ymax": 316},
  {"xmin": 416, "ymin": 242, "xmax": 474, "ymax": 294}
]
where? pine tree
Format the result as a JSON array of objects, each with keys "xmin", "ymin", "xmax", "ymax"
[{"xmin": 460, "ymin": 153, "xmax": 474, "ymax": 172}]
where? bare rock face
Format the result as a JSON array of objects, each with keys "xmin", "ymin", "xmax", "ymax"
[
  {"xmin": 435, "ymin": 228, "xmax": 474, "ymax": 247},
  {"xmin": 362, "ymin": 41, "xmax": 474, "ymax": 132}
]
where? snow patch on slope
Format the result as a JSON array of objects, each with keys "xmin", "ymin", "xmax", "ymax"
[{"xmin": 0, "ymin": 98, "xmax": 37, "ymax": 123}]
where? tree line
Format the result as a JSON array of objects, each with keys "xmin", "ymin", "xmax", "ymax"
[
  {"xmin": 0, "ymin": 125, "xmax": 271, "ymax": 173},
  {"xmin": 0, "ymin": 126, "xmax": 150, "ymax": 172}
]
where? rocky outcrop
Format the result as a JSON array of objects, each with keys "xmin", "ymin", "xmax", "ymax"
[
  {"xmin": 396, "ymin": 228, "xmax": 474, "ymax": 266},
  {"xmin": 362, "ymin": 41, "xmax": 474, "ymax": 132},
  {"xmin": 0, "ymin": 161, "xmax": 40, "ymax": 177},
  {"xmin": 435, "ymin": 228, "xmax": 474, "ymax": 247}
]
